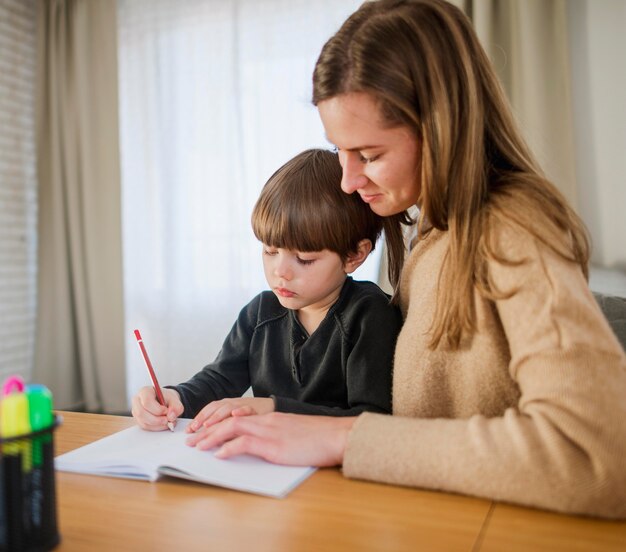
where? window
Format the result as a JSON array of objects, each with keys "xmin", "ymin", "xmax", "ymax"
[{"xmin": 117, "ymin": 0, "xmax": 375, "ymax": 399}]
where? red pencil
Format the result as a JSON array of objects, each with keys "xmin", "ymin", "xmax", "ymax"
[{"xmin": 134, "ymin": 329, "xmax": 175, "ymax": 431}]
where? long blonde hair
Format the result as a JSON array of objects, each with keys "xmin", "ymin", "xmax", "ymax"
[{"xmin": 313, "ymin": 0, "xmax": 589, "ymax": 349}]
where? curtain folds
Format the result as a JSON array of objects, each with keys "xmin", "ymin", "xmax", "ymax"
[
  {"xmin": 463, "ymin": 0, "xmax": 625, "ymax": 270},
  {"xmin": 34, "ymin": 0, "xmax": 127, "ymax": 412},
  {"xmin": 465, "ymin": 0, "xmax": 578, "ymax": 208}
]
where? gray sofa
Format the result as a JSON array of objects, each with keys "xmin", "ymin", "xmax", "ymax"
[{"xmin": 594, "ymin": 292, "xmax": 626, "ymax": 352}]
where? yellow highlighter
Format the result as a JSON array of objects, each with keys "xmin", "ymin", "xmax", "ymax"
[
  {"xmin": 1, "ymin": 386, "xmax": 33, "ymax": 549},
  {"xmin": 1, "ymin": 391, "xmax": 32, "ymax": 466}
]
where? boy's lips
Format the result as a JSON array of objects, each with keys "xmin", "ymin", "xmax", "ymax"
[{"xmin": 276, "ymin": 287, "xmax": 296, "ymax": 298}]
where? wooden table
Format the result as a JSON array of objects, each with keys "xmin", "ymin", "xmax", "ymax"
[{"xmin": 53, "ymin": 412, "xmax": 626, "ymax": 551}]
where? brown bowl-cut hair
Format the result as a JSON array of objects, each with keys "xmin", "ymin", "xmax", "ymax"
[{"xmin": 252, "ymin": 149, "xmax": 383, "ymax": 262}]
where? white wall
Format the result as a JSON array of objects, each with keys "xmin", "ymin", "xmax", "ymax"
[{"xmin": 568, "ymin": 0, "xmax": 626, "ymax": 270}]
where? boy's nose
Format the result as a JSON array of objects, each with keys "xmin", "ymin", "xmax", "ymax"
[{"xmin": 274, "ymin": 259, "xmax": 293, "ymax": 281}]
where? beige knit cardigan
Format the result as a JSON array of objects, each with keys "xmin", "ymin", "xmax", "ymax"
[{"xmin": 343, "ymin": 222, "xmax": 626, "ymax": 519}]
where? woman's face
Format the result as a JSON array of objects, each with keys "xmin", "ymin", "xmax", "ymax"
[{"xmin": 318, "ymin": 92, "xmax": 422, "ymax": 217}]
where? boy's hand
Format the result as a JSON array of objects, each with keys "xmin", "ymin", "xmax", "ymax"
[
  {"xmin": 186, "ymin": 397, "xmax": 275, "ymax": 433},
  {"xmin": 131, "ymin": 386, "xmax": 184, "ymax": 431}
]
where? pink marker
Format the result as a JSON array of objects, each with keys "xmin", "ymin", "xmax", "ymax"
[{"xmin": 2, "ymin": 375, "xmax": 25, "ymax": 396}]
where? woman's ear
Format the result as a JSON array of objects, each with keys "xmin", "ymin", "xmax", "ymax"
[{"xmin": 344, "ymin": 239, "xmax": 373, "ymax": 274}]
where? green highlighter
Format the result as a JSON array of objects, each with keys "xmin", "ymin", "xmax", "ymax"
[
  {"xmin": 26, "ymin": 384, "xmax": 54, "ymax": 536},
  {"xmin": 26, "ymin": 385, "xmax": 53, "ymax": 454}
]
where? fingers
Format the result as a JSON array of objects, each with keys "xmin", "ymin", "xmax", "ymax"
[
  {"xmin": 132, "ymin": 386, "xmax": 185, "ymax": 432},
  {"xmin": 186, "ymin": 399, "xmax": 251, "ymax": 433},
  {"xmin": 187, "ymin": 413, "xmax": 352, "ymax": 467},
  {"xmin": 131, "ymin": 396, "xmax": 169, "ymax": 432},
  {"xmin": 138, "ymin": 386, "xmax": 167, "ymax": 416},
  {"xmin": 163, "ymin": 389, "xmax": 184, "ymax": 427},
  {"xmin": 186, "ymin": 402, "xmax": 223, "ymax": 433},
  {"xmin": 231, "ymin": 405, "xmax": 255, "ymax": 417},
  {"xmin": 186, "ymin": 415, "xmax": 264, "ymax": 450},
  {"xmin": 205, "ymin": 404, "xmax": 239, "ymax": 428},
  {"xmin": 187, "ymin": 402, "xmax": 217, "ymax": 432},
  {"xmin": 185, "ymin": 422, "xmax": 219, "ymax": 447},
  {"xmin": 214, "ymin": 435, "xmax": 277, "ymax": 463},
  {"xmin": 163, "ymin": 388, "xmax": 183, "ymax": 410},
  {"xmin": 131, "ymin": 387, "xmax": 170, "ymax": 431}
]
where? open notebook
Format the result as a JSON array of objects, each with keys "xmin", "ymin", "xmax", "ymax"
[{"xmin": 55, "ymin": 419, "xmax": 315, "ymax": 498}]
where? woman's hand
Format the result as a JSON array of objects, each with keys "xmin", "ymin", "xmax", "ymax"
[
  {"xmin": 186, "ymin": 412, "xmax": 356, "ymax": 467},
  {"xmin": 186, "ymin": 397, "xmax": 275, "ymax": 433},
  {"xmin": 131, "ymin": 387, "xmax": 184, "ymax": 431}
]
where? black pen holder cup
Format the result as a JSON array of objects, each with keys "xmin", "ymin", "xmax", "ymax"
[{"xmin": 0, "ymin": 416, "xmax": 61, "ymax": 551}]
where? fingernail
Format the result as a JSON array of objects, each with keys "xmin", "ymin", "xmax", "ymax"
[{"xmin": 214, "ymin": 448, "xmax": 225, "ymax": 458}]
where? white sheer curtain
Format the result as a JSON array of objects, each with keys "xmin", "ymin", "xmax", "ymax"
[{"xmin": 117, "ymin": 0, "xmax": 374, "ymax": 403}]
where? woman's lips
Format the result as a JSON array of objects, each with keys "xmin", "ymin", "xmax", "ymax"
[
  {"xmin": 276, "ymin": 287, "xmax": 295, "ymax": 298},
  {"xmin": 359, "ymin": 192, "xmax": 381, "ymax": 204}
]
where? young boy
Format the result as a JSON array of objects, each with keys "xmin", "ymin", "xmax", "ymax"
[{"xmin": 131, "ymin": 149, "xmax": 402, "ymax": 433}]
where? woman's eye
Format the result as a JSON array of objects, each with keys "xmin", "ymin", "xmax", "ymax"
[{"xmin": 359, "ymin": 153, "xmax": 379, "ymax": 163}]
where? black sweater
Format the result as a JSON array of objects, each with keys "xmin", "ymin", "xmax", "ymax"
[{"xmin": 170, "ymin": 277, "xmax": 401, "ymax": 417}]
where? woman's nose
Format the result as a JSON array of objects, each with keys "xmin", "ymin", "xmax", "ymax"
[{"xmin": 340, "ymin": 153, "xmax": 368, "ymax": 194}]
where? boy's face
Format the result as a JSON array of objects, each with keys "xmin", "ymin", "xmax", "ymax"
[{"xmin": 262, "ymin": 246, "xmax": 348, "ymax": 315}]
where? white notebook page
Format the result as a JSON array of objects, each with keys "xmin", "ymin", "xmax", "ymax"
[{"xmin": 55, "ymin": 418, "xmax": 315, "ymax": 498}]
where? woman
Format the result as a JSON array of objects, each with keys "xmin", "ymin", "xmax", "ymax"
[{"xmin": 187, "ymin": 0, "xmax": 626, "ymax": 518}]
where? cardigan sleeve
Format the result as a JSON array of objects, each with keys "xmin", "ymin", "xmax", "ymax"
[{"xmin": 342, "ymin": 225, "xmax": 626, "ymax": 519}]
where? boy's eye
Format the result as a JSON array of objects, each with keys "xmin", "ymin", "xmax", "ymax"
[
  {"xmin": 296, "ymin": 255, "xmax": 315, "ymax": 266},
  {"xmin": 296, "ymin": 257, "xmax": 315, "ymax": 266},
  {"xmin": 263, "ymin": 248, "xmax": 278, "ymax": 256}
]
